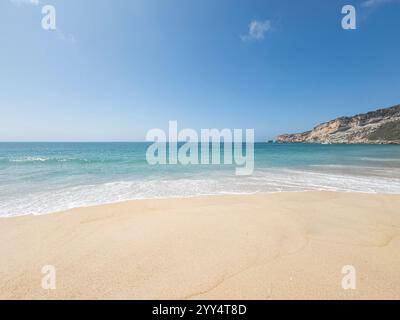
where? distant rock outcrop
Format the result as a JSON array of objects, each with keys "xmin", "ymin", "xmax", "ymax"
[{"xmin": 277, "ymin": 104, "xmax": 400, "ymax": 144}]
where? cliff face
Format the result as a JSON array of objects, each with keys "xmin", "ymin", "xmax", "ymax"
[{"xmin": 277, "ymin": 104, "xmax": 400, "ymax": 144}]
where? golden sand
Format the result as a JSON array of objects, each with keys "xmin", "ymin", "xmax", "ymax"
[{"xmin": 0, "ymin": 192, "xmax": 399, "ymax": 300}]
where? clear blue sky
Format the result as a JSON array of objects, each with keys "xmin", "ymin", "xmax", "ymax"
[{"xmin": 1, "ymin": 0, "xmax": 399, "ymax": 141}]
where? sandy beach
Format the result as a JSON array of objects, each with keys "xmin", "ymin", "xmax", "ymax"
[{"xmin": 0, "ymin": 192, "xmax": 400, "ymax": 300}]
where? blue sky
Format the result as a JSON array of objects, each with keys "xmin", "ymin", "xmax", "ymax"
[{"xmin": 0, "ymin": 0, "xmax": 399, "ymax": 141}]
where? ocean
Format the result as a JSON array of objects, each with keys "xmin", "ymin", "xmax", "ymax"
[{"xmin": 1, "ymin": 142, "xmax": 400, "ymax": 217}]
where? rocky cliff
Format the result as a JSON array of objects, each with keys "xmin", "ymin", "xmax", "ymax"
[{"xmin": 277, "ymin": 104, "xmax": 400, "ymax": 144}]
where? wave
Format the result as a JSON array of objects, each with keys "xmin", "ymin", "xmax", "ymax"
[
  {"xmin": 360, "ymin": 157, "xmax": 400, "ymax": 162},
  {"xmin": 10, "ymin": 157, "xmax": 51, "ymax": 163},
  {"xmin": 0, "ymin": 157, "xmax": 143, "ymax": 165},
  {"xmin": 1, "ymin": 168, "xmax": 400, "ymax": 217}
]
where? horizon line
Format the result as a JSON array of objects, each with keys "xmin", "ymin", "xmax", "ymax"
[{"xmin": 0, "ymin": 140, "xmax": 271, "ymax": 143}]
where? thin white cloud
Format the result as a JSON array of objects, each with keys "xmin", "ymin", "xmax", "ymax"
[
  {"xmin": 361, "ymin": 0, "xmax": 393, "ymax": 8},
  {"xmin": 240, "ymin": 20, "xmax": 271, "ymax": 42},
  {"xmin": 11, "ymin": 0, "xmax": 40, "ymax": 6}
]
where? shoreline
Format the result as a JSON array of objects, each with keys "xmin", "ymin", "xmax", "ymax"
[
  {"xmin": 2, "ymin": 189, "xmax": 399, "ymax": 219},
  {"xmin": 1, "ymin": 191, "xmax": 400, "ymax": 299}
]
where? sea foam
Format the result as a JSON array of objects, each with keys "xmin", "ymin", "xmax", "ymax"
[{"xmin": 1, "ymin": 168, "xmax": 400, "ymax": 217}]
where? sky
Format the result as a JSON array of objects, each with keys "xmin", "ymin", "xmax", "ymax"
[{"xmin": 0, "ymin": 0, "xmax": 399, "ymax": 142}]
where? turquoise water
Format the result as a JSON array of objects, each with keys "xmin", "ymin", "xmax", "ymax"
[{"xmin": 1, "ymin": 142, "xmax": 400, "ymax": 216}]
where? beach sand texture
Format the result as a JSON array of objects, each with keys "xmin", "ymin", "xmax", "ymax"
[{"xmin": 1, "ymin": 192, "xmax": 400, "ymax": 300}]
